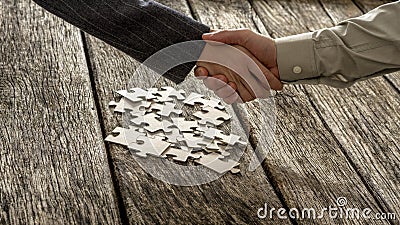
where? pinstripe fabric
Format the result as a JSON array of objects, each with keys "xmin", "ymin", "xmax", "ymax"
[{"xmin": 32, "ymin": 0, "xmax": 210, "ymax": 83}]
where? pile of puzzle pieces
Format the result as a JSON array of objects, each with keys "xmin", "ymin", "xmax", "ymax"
[{"xmin": 105, "ymin": 87, "xmax": 247, "ymax": 174}]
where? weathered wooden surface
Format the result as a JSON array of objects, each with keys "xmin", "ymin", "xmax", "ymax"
[
  {"xmin": 83, "ymin": 0, "xmax": 288, "ymax": 224},
  {"xmin": 0, "ymin": 1, "xmax": 121, "ymax": 225},
  {"xmin": 189, "ymin": 0, "xmax": 396, "ymax": 224},
  {"xmin": 2, "ymin": 0, "xmax": 399, "ymax": 224},
  {"xmin": 252, "ymin": 0, "xmax": 399, "ymax": 221}
]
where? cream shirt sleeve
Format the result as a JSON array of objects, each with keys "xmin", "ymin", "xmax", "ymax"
[{"xmin": 275, "ymin": 1, "xmax": 400, "ymax": 88}]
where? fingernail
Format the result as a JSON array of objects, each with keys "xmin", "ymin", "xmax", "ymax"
[
  {"xmin": 202, "ymin": 33, "xmax": 211, "ymax": 39},
  {"xmin": 203, "ymin": 32, "xmax": 216, "ymax": 38},
  {"xmin": 196, "ymin": 68, "xmax": 206, "ymax": 77}
]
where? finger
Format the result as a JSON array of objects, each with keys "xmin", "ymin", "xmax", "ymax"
[
  {"xmin": 250, "ymin": 63, "xmax": 283, "ymax": 92},
  {"xmin": 264, "ymin": 69, "xmax": 283, "ymax": 91},
  {"xmin": 227, "ymin": 81, "xmax": 238, "ymax": 92},
  {"xmin": 223, "ymin": 92, "xmax": 240, "ymax": 105},
  {"xmin": 203, "ymin": 76, "xmax": 228, "ymax": 91},
  {"xmin": 202, "ymin": 29, "xmax": 253, "ymax": 46},
  {"xmin": 215, "ymin": 83, "xmax": 237, "ymax": 99},
  {"xmin": 212, "ymin": 75, "xmax": 229, "ymax": 84},
  {"xmin": 194, "ymin": 67, "xmax": 209, "ymax": 80},
  {"xmin": 205, "ymin": 40, "xmax": 226, "ymax": 46},
  {"xmin": 236, "ymin": 78, "xmax": 257, "ymax": 102},
  {"xmin": 246, "ymin": 56, "xmax": 283, "ymax": 94}
]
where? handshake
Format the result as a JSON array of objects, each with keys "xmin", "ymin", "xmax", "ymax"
[{"xmin": 195, "ymin": 29, "xmax": 283, "ymax": 104}]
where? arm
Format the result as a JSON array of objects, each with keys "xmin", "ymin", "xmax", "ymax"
[
  {"xmin": 33, "ymin": 0, "xmax": 210, "ymax": 83},
  {"xmin": 276, "ymin": 1, "xmax": 400, "ymax": 88}
]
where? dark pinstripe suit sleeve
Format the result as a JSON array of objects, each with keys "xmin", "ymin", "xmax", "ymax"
[{"xmin": 32, "ymin": 0, "xmax": 210, "ymax": 83}]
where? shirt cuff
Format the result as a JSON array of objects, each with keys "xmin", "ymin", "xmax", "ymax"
[{"xmin": 275, "ymin": 32, "xmax": 319, "ymax": 82}]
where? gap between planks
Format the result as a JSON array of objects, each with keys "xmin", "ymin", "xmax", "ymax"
[{"xmin": 80, "ymin": 31, "xmax": 130, "ymax": 225}]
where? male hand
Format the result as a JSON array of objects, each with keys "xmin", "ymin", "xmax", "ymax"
[
  {"xmin": 203, "ymin": 29, "xmax": 280, "ymax": 79},
  {"xmin": 196, "ymin": 42, "xmax": 281, "ymax": 104},
  {"xmin": 195, "ymin": 29, "xmax": 282, "ymax": 102}
]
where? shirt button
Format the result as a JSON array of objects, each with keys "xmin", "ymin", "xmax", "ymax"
[{"xmin": 293, "ymin": 66, "xmax": 302, "ymax": 74}]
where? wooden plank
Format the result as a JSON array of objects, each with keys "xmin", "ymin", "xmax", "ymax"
[
  {"xmin": 351, "ymin": 0, "xmax": 393, "ymax": 12},
  {"xmin": 350, "ymin": 0, "xmax": 400, "ymax": 92},
  {"xmin": 188, "ymin": 0, "xmax": 392, "ymax": 224},
  {"xmin": 84, "ymin": 0, "xmax": 288, "ymax": 224},
  {"xmin": 0, "ymin": 1, "xmax": 121, "ymax": 224},
  {"xmin": 253, "ymin": 0, "xmax": 399, "ymax": 222}
]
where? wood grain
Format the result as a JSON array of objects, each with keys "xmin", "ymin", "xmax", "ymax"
[
  {"xmin": 189, "ymin": 0, "xmax": 393, "ymax": 224},
  {"xmin": 84, "ymin": 0, "xmax": 288, "ymax": 224},
  {"xmin": 0, "ymin": 1, "xmax": 121, "ymax": 224},
  {"xmin": 253, "ymin": 0, "xmax": 399, "ymax": 222}
]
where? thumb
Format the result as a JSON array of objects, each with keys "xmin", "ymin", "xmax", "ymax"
[{"xmin": 202, "ymin": 29, "xmax": 253, "ymax": 46}]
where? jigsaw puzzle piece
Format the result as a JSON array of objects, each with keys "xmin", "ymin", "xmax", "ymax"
[
  {"xmin": 193, "ymin": 152, "xmax": 224, "ymax": 162},
  {"xmin": 193, "ymin": 106, "xmax": 232, "ymax": 126},
  {"xmin": 204, "ymin": 97, "xmax": 225, "ymax": 110},
  {"xmin": 105, "ymin": 126, "xmax": 143, "ymax": 146},
  {"xmin": 150, "ymin": 102, "xmax": 183, "ymax": 117},
  {"xmin": 203, "ymin": 143, "xmax": 231, "ymax": 156},
  {"xmin": 176, "ymin": 133, "xmax": 212, "ymax": 149},
  {"xmin": 183, "ymin": 93, "xmax": 225, "ymax": 110},
  {"xmin": 145, "ymin": 130, "xmax": 165, "ymax": 138},
  {"xmin": 131, "ymin": 112, "xmax": 173, "ymax": 133},
  {"xmin": 129, "ymin": 135, "xmax": 170, "ymax": 158},
  {"xmin": 117, "ymin": 88, "xmax": 156, "ymax": 102},
  {"xmin": 183, "ymin": 93, "xmax": 208, "ymax": 105},
  {"xmin": 205, "ymin": 140, "xmax": 220, "ymax": 150},
  {"xmin": 164, "ymin": 128, "xmax": 183, "ymax": 144},
  {"xmin": 201, "ymin": 127, "xmax": 224, "ymax": 139},
  {"xmin": 109, "ymin": 98, "xmax": 151, "ymax": 114},
  {"xmin": 171, "ymin": 118, "xmax": 198, "ymax": 132},
  {"xmin": 161, "ymin": 86, "xmax": 185, "ymax": 100},
  {"xmin": 193, "ymin": 152, "xmax": 240, "ymax": 174},
  {"xmin": 201, "ymin": 127, "xmax": 246, "ymax": 146},
  {"xmin": 219, "ymin": 146, "xmax": 232, "ymax": 157},
  {"xmin": 162, "ymin": 147, "xmax": 201, "ymax": 162},
  {"xmin": 149, "ymin": 86, "xmax": 185, "ymax": 102},
  {"xmin": 131, "ymin": 112, "xmax": 160, "ymax": 125},
  {"xmin": 206, "ymin": 159, "xmax": 239, "ymax": 174}
]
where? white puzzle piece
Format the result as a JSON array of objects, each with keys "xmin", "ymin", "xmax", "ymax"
[
  {"xmin": 149, "ymin": 86, "xmax": 185, "ymax": 102},
  {"xmin": 117, "ymin": 88, "xmax": 156, "ymax": 102},
  {"xmin": 177, "ymin": 133, "xmax": 212, "ymax": 149},
  {"xmin": 193, "ymin": 152, "xmax": 240, "ymax": 174},
  {"xmin": 131, "ymin": 112, "xmax": 173, "ymax": 133},
  {"xmin": 193, "ymin": 106, "xmax": 232, "ymax": 126},
  {"xmin": 202, "ymin": 127, "xmax": 247, "ymax": 146},
  {"xmin": 129, "ymin": 135, "xmax": 170, "ymax": 158},
  {"xmin": 183, "ymin": 93, "xmax": 208, "ymax": 106},
  {"xmin": 162, "ymin": 147, "xmax": 201, "ymax": 162},
  {"xmin": 164, "ymin": 128, "xmax": 183, "ymax": 144},
  {"xmin": 184, "ymin": 93, "xmax": 225, "ymax": 110},
  {"xmin": 204, "ymin": 97, "xmax": 225, "ymax": 110},
  {"xmin": 150, "ymin": 102, "xmax": 183, "ymax": 117},
  {"xmin": 171, "ymin": 118, "xmax": 198, "ymax": 132},
  {"xmin": 105, "ymin": 126, "xmax": 143, "ymax": 146},
  {"xmin": 109, "ymin": 98, "xmax": 151, "ymax": 114}
]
